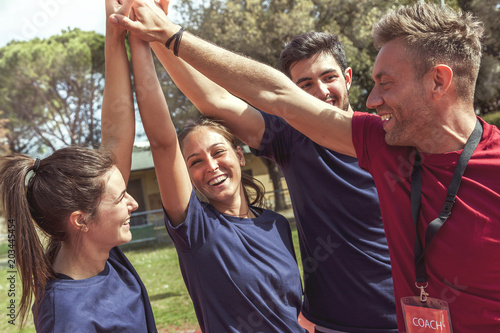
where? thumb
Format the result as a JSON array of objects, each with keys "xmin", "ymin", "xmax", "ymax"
[
  {"xmin": 109, "ymin": 14, "xmax": 136, "ymax": 30},
  {"xmin": 157, "ymin": 0, "xmax": 170, "ymax": 15}
]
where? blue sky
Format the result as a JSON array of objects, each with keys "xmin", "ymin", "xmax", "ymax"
[
  {"xmin": 0, "ymin": 0, "xmax": 106, "ymax": 47},
  {"xmin": 0, "ymin": 0, "xmax": 181, "ymax": 48}
]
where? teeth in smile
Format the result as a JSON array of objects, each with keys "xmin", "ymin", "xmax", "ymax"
[
  {"xmin": 209, "ymin": 175, "xmax": 227, "ymax": 186},
  {"xmin": 381, "ymin": 114, "xmax": 393, "ymax": 121}
]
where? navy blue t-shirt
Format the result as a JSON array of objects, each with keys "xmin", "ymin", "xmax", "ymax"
[
  {"xmin": 165, "ymin": 190, "xmax": 305, "ymax": 333},
  {"xmin": 34, "ymin": 247, "xmax": 156, "ymax": 332},
  {"xmin": 253, "ymin": 112, "xmax": 397, "ymax": 332}
]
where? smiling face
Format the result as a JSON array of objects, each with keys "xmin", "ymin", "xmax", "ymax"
[
  {"xmin": 87, "ymin": 166, "xmax": 138, "ymax": 249},
  {"xmin": 290, "ymin": 52, "xmax": 352, "ymax": 111},
  {"xmin": 366, "ymin": 39, "xmax": 435, "ymax": 148},
  {"xmin": 181, "ymin": 126, "xmax": 246, "ymax": 210}
]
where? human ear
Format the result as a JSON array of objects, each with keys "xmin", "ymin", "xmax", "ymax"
[
  {"xmin": 235, "ymin": 146, "xmax": 246, "ymax": 167},
  {"xmin": 430, "ymin": 64, "xmax": 453, "ymax": 98},
  {"xmin": 69, "ymin": 211, "xmax": 89, "ymax": 232},
  {"xmin": 344, "ymin": 67, "xmax": 353, "ymax": 90}
]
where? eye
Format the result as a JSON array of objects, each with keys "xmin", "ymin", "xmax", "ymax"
[
  {"xmin": 190, "ymin": 159, "xmax": 202, "ymax": 167},
  {"xmin": 299, "ymin": 82, "xmax": 311, "ymax": 90},
  {"xmin": 379, "ymin": 81, "xmax": 391, "ymax": 89},
  {"xmin": 323, "ymin": 74, "xmax": 337, "ymax": 82},
  {"xmin": 214, "ymin": 149, "xmax": 226, "ymax": 157}
]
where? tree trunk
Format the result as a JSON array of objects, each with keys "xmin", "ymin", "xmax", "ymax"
[{"xmin": 262, "ymin": 159, "xmax": 287, "ymax": 211}]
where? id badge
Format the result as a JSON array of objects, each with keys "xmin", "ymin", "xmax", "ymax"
[{"xmin": 401, "ymin": 296, "xmax": 452, "ymax": 333}]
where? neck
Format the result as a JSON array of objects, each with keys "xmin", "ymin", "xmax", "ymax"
[
  {"xmin": 231, "ymin": 206, "xmax": 256, "ymax": 218},
  {"xmin": 52, "ymin": 241, "xmax": 110, "ymax": 280},
  {"xmin": 210, "ymin": 189, "xmax": 256, "ymax": 218},
  {"xmin": 416, "ymin": 111, "xmax": 477, "ymax": 154}
]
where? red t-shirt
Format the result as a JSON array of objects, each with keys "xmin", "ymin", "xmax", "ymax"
[{"xmin": 352, "ymin": 112, "xmax": 500, "ymax": 331}]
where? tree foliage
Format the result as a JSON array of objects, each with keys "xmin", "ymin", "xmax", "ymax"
[
  {"xmin": 0, "ymin": 112, "xmax": 9, "ymax": 155},
  {"xmin": 459, "ymin": 0, "xmax": 500, "ymax": 114},
  {"xmin": 0, "ymin": 28, "xmax": 105, "ymax": 154}
]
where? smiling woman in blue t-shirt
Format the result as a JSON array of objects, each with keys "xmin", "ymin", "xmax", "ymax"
[
  {"xmin": 123, "ymin": 17, "xmax": 305, "ymax": 333},
  {"xmin": 0, "ymin": 147, "xmax": 156, "ymax": 332}
]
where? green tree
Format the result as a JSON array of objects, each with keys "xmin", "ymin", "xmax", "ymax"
[
  {"xmin": 0, "ymin": 112, "xmax": 8, "ymax": 155},
  {"xmin": 457, "ymin": 0, "xmax": 500, "ymax": 115},
  {"xmin": 0, "ymin": 28, "xmax": 105, "ymax": 154}
]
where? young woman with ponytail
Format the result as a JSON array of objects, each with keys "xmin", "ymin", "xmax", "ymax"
[
  {"xmin": 0, "ymin": 1, "xmax": 156, "ymax": 331},
  {"xmin": 0, "ymin": 148, "xmax": 156, "ymax": 332}
]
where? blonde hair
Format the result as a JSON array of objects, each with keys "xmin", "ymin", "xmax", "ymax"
[{"xmin": 372, "ymin": 3, "xmax": 484, "ymax": 101}]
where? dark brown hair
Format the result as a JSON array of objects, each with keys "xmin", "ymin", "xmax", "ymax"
[
  {"xmin": 0, "ymin": 146, "xmax": 114, "ymax": 327},
  {"xmin": 178, "ymin": 116, "xmax": 266, "ymax": 208},
  {"xmin": 372, "ymin": 3, "xmax": 484, "ymax": 102},
  {"xmin": 279, "ymin": 32, "xmax": 348, "ymax": 79}
]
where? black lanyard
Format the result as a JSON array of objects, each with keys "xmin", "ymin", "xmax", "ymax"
[{"xmin": 410, "ymin": 119, "xmax": 483, "ymax": 295}]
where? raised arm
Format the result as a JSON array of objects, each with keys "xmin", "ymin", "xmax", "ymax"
[
  {"xmin": 110, "ymin": 0, "xmax": 355, "ymax": 157},
  {"xmin": 129, "ymin": 33, "xmax": 192, "ymax": 226},
  {"xmin": 150, "ymin": 42, "xmax": 265, "ymax": 150},
  {"xmin": 101, "ymin": 0, "xmax": 135, "ymax": 183}
]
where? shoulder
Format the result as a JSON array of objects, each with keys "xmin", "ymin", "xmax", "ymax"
[
  {"xmin": 479, "ymin": 117, "xmax": 500, "ymax": 149},
  {"xmin": 352, "ymin": 111, "xmax": 383, "ymax": 133}
]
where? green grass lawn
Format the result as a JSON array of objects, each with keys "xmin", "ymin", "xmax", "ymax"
[{"xmin": 0, "ymin": 218, "xmax": 301, "ymax": 332}]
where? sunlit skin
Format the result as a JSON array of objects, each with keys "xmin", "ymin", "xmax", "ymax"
[
  {"xmin": 181, "ymin": 127, "xmax": 252, "ymax": 217},
  {"xmin": 290, "ymin": 52, "xmax": 352, "ymax": 112},
  {"xmin": 87, "ymin": 165, "xmax": 139, "ymax": 250},
  {"xmin": 366, "ymin": 39, "xmax": 437, "ymax": 149}
]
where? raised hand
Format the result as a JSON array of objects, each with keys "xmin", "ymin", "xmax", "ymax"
[
  {"xmin": 105, "ymin": 0, "xmax": 134, "ymax": 40},
  {"xmin": 109, "ymin": 0, "xmax": 176, "ymax": 44}
]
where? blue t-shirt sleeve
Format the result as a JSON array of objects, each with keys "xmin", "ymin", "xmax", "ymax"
[
  {"xmin": 251, "ymin": 111, "xmax": 295, "ymax": 166},
  {"xmin": 34, "ymin": 292, "xmax": 55, "ymax": 332},
  {"xmin": 164, "ymin": 190, "xmax": 220, "ymax": 251}
]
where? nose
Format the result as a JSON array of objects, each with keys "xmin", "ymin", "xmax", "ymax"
[
  {"xmin": 366, "ymin": 86, "xmax": 383, "ymax": 110},
  {"xmin": 314, "ymin": 81, "xmax": 330, "ymax": 101},
  {"xmin": 207, "ymin": 157, "xmax": 219, "ymax": 173},
  {"xmin": 125, "ymin": 193, "xmax": 139, "ymax": 212}
]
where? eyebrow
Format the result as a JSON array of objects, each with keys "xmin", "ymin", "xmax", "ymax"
[
  {"xmin": 295, "ymin": 69, "xmax": 340, "ymax": 85},
  {"xmin": 186, "ymin": 142, "xmax": 225, "ymax": 163},
  {"xmin": 374, "ymin": 70, "xmax": 393, "ymax": 81}
]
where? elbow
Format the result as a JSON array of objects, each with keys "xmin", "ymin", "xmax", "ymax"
[{"xmin": 146, "ymin": 131, "xmax": 179, "ymax": 153}]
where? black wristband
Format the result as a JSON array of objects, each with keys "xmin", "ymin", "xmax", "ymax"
[{"xmin": 165, "ymin": 27, "xmax": 185, "ymax": 57}]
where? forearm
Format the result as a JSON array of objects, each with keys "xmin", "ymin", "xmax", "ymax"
[
  {"xmin": 153, "ymin": 27, "xmax": 355, "ymax": 155},
  {"xmin": 101, "ymin": 31, "xmax": 135, "ymax": 182},
  {"xmin": 130, "ymin": 39, "xmax": 177, "ymax": 149},
  {"xmin": 151, "ymin": 42, "xmax": 236, "ymax": 116},
  {"xmin": 150, "ymin": 41, "xmax": 265, "ymax": 149},
  {"xmin": 129, "ymin": 35, "xmax": 192, "ymax": 225}
]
